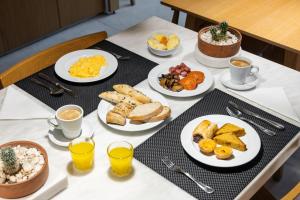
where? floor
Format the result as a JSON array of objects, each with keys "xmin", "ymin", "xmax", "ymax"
[{"xmin": 0, "ymin": 0, "xmax": 299, "ymax": 199}]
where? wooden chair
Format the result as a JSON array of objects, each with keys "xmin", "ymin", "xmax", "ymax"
[
  {"xmin": 281, "ymin": 182, "xmax": 300, "ymax": 200},
  {"xmin": 0, "ymin": 31, "xmax": 108, "ymax": 89}
]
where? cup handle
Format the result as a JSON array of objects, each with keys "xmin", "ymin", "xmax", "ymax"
[
  {"xmin": 250, "ymin": 65, "xmax": 259, "ymax": 76},
  {"xmin": 47, "ymin": 117, "xmax": 60, "ymax": 129}
]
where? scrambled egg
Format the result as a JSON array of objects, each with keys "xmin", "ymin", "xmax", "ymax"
[
  {"xmin": 69, "ymin": 55, "xmax": 106, "ymax": 78},
  {"xmin": 147, "ymin": 33, "xmax": 179, "ymax": 50}
]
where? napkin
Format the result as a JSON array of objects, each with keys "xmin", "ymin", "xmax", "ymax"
[
  {"xmin": 231, "ymin": 87, "xmax": 299, "ymax": 121},
  {"xmin": 0, "ymin": 86, "xmax": 52, "ymax": 120}
]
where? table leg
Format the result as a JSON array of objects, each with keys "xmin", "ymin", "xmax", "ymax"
[
  {"xmin": 184, "ymin": 14, "xmax": 210, "ymax": 32},
  {"xmin": 284, "ymin": 50, "xmax": 300, "ymax": 71},
  {"xmin": 171, "ymin": 9, "xmax": 179, "ymax": 24},
  {"xmin": 107, "ymin": 0, "xmax": 119, "ymax": 14}
]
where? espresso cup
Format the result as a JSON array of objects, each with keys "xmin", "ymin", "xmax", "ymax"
[
  {"xmin": 229, "ymin": 56, "xmax": 259, "ymax": 85},
  {"xmin": 48, "ymin": 105, "xmax": 83, "ymax": 139}
]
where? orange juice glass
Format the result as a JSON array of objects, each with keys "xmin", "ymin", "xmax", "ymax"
[
  {"xmin": 107, "ymin": 141, "xmax": 133, "ymax": 177},
  {"xmin": 69, "ymin": 137, "xmax": 95, "ymax": 171}
]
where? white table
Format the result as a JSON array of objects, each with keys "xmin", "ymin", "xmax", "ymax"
[{"xmin": 1, "ymin": 17, "xmax": 300, "ymax": 200}]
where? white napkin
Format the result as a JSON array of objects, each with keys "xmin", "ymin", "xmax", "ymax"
[
  {"xmin": 231, "ymin": 87, "xmax": 299, "ymax": 121},
  {"xmin": 0, "ymin": 86, "xmax": 52, "ymax": 120}
]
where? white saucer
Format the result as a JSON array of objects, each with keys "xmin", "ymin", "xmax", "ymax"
[
  {"xmin": 194, "ymin": 45, "xmax": 242, "ymax": 68},
  {"xmin": 220, "ymin": 71, "xmax": 259, "ymax": 91},
  {"xmin": 48, "ymin": 122, "xmax": 93, "ymax": 147}
]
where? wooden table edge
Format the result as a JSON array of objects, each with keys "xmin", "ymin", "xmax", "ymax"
[{"xmin": 160, "ymin": 1, "xmax": 300, "ymax": 55}]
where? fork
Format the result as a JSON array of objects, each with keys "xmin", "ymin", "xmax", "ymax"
[
  {"xmin": 161, "ymin": 156, "xmax": 214, "ymax": 194},
  {"xmin": 94, "ymin": 46, "xmax": 130, "ymax": 60},
  {"xmin": 226, "ymin": 106, "xmax": 276, "ymax": 136}
]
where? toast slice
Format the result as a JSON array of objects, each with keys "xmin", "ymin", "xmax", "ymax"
[
  {"xmin": 99, "ymin": 91, "xmax": 142, "ymax": 106},
  {"xmin": 214, "ymin": 133, "xmax": 247, "ymax": 151},
  {"xmin": 106, "ymin": 111, "xmax": 126, "ymax": 126},
  {"xmin": 112, "ymin": 102, "xmax": 135, "ymax": 117},
  {"xmin": 144, "ymin": 106, "xmax": 171, "ymax": 122},
  {"xmin": 193, "ymin": 120, "xmax": 218, "ymax": 139},
  {"xmin": 128, "ymin": 102, "xmax": 163, "ymax": 121},
  {"xmin": 215, "ymin": 123, "xmax": 246, "ymax": 137},
  {"xmin": 113, "ymin": 84, "xmax": 152, "ymax": 104}
]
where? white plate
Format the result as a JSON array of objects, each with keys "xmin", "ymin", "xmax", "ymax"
[
  {"xmin": 55, "ymin": 49, "xmax": 118, "ymax": 83},
  {"xmin": 220, "ymin": 70, "xmax": 260, "ymax": 91},
  {"xmin": 48, "ymin": 122, "xmax": 93, "ymax": 147},
  {"xmin": 98, "ymin": 88, "xmax": 169, "ymax": 132},
  {"xmin": 181, "ymin": 115, "xmax": 261, "ymax": 168},
  {"xmin": 148, "ymin": 60, "xmax": 214, "ymax": 97},
  {"xmin": 194, "ymin": 45, "xmax": 242, "ymax": 68}
]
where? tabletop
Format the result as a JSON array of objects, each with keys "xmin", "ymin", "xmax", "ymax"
[
  {"xmin": 1, "ymin": 16, "xmax": 300, "ymax": 200},
  {"xmin": 161, "ymin": 0, "xmax": 300, "ymax": 54}
]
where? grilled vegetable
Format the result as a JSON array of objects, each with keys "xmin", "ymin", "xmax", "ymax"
[{"xmin": 159, "ymin": 73, "xmax": 184, "ymax": 92}]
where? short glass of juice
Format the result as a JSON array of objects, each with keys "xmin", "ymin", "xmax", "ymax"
[
  {"xmin": 69, "ymin": 137, "xmax": 95, "ymax": 171},
  {"xmin": 107, "ymin": 141, "xmax": 134, "ymax": 177}
]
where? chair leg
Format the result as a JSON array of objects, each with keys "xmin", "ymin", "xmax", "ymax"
[
  {"xmin": 171, "ymin": 9, "xmax": 179, "ymax": 24},
  {"xmin": 130, "ymin": 0, "xmax": 135, "ymax": 5},
  {"xmin": 272, "ymin": 166, "xmax": 283, "ymax": 182},
  {"xmin": 251, "ymin": 186, "xmax": 275, "ymax": 200}
]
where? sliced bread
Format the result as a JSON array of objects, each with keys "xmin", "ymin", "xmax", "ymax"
[
  {"xmin": 112, "ymin": 102, "xmax": 135, "ymax": 117},
  {"xmin": 106, "ymin": 111, "xmax": 126, "ymax": 126},
  {"xmin": 113, "ymin": 84, "xmax": 152, "ymax": 104},
  {"xmin": 144, "ymin": 106, "xmax": 171, "ymax": 122},
  {"xmin": 128, "ymin": 102, "xmax": 163, "ymax": 121},
  {"xmin": 99, "ymin": 91, "xmax": 142, "ymax": 106}
]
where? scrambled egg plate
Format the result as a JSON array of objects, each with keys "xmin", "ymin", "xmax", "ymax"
[
  {"xmin": 147, "ymin": 33, "xmax": 179, "ymax": 51},
  {"xmin": 69, "ymin": 55, "xmax": 106, "ymax": 78}
]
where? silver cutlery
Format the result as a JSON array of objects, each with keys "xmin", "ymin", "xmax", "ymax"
[
  {"xmin": 94, "ymin": 46, "xmax": 130, "ymax": 60},
  {"xmin": 31, "ymin": 78, "xmax": 64, "ymax": 96},
  {"xmin": 161, "ymin": 156, "xmax": 214, "ymax": 194},
  {"xmin": 38, "ymin": 73, "xmax": 75, "ymax": 97},
  {"xmin": 226, "ymin": 106, "xmax": 276, "ymax": 136},
  {"xmin": 228, "ymin": 101, "xmax": 285, "ymax": 130}
]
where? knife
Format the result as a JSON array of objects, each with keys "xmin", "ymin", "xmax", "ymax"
[
  {"xmin": 38, "ymin": 73, "xmax": 76, "ymax": 97},
  {"xmin": 228, "ymin": 101, "xmax": 285, "ymax": 130}
]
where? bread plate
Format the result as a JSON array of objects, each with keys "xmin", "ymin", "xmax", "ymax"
[
  {"xmin": 181, "ymin": 115, "xmax": 261, "ymax": 167},
  {"xmin": 98, "ymin": 88, "xmax": 169, "ymax": 132},
  {"xmin": 55, "ymin": 49, "xmax": 118, "ymax": 83},
  {"xmin": 148, "ymin": 60, "xmax": 214, "ymax": 97}
]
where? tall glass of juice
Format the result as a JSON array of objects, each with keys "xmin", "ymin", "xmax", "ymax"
[
  {"xmin": 69, "ymin": 137, "xmax": 95, "ymax": 171},
  {"xmin": 107, "ymin": 141, "xmax": 133, "ymax": 177}
]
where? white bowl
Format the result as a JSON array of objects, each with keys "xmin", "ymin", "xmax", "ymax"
[{"xmin": 147, "ymin": 31, "xmax": 180, "ymax": 57}]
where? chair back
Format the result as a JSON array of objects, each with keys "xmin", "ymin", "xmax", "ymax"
[{"xmin": 0, "ymin": 31, "xmax": 108, "ymax": 88}]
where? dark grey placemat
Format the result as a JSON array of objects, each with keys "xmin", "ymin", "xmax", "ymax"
[
  {"xmin": 15, "ymin": 40, "xmax": 157, "ymax": 116},
  {"xmin": 134, "ymin": 89, "xmax": 300, "ymax": 200}
]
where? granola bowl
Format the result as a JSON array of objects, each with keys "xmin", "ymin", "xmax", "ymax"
[{"xmin": 0, "ymin": 141, "xmax": 49, "ymax": 199}]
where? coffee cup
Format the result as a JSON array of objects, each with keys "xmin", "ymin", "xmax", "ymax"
[
  {"xmin": 48, "ymin": 105, "xmax": 83, "ymax": 139},
  {"xmin": 229, "ymin": 56, "xmax": 259, "ymax": 85}
]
